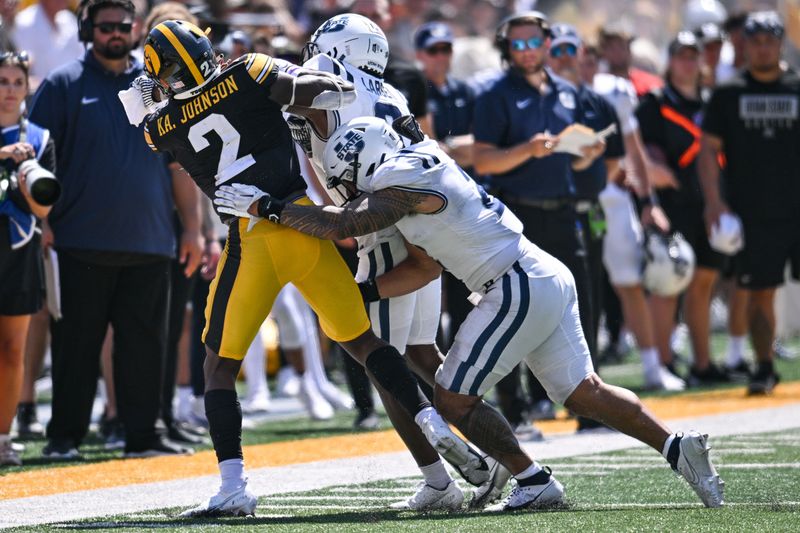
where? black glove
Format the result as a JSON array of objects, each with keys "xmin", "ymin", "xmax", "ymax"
[{"xmin": 256, "ymin": 194, "xmax": 286, "ymax": 223}]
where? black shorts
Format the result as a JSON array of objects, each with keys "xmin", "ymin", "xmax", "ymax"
[
  {"xmin": 662, "ymin": 202, "xmax": 726, "ymax": 271},
  {"xmin": 0, "ymin": 217, "xmax": 44, "ymax": 315},
  {"xmin": 736, "ymin": 218, "xmax": 800, "ymax": 289}
]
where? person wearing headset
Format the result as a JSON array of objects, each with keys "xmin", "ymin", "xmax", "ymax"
[{"xmin": 472, "ymin": 11, "xmax": 605, "ymax": 432}]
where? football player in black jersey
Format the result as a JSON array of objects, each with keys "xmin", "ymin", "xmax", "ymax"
[
  {"xmin": 700, "ymin": 11, "xmax": 797, "ymax": 395},
  {"xmin": 135, "ymin": 20, "xmax": 474, "ymax": 517}
]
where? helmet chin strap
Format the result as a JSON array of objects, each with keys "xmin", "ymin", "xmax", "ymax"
[{"xmin": 174, "ymin": 65, "xmax": 222, "ymax": 100}]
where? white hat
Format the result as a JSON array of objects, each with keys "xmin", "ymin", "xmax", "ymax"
[{"xmin": 709, "ymin": 212, "xmax": 744, "ymax": 255}]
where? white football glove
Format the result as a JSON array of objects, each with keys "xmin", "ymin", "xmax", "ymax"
[
  {"xmin": 118, "ymin": 75, "xmax": 166, "ymax": 126},
  {"xmin": 214, "ymin": 183, "xmax": 267, "ymax": 231},
  {"xmin": 133, "ymin": 76, "xmax": 158, "ymax": 109}
]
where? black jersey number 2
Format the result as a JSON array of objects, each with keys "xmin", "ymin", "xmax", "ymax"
[{"xmin": 188, "ymin": 113, "xmax": 256, "ymax": 184}]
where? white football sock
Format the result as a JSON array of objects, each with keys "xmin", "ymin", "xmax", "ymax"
[
  {"xmin": 420, "ymin": 459, "xmax": 452, "ymax": 490},
  {"xmin": 219, "ymin": 458, "xmax": 246, "ymax": 494},
  {"xmin": 640, "ymin": 347, "xmax": 660, "ymax": 380},
  {"xmin": 242, "ymin": 330, "xmax": 267, "ymax": 401},
  {"xmin": 726, "ymin": 335, "xmax": 746, "ymax": 367},
  {"xmin": 414, "ymin": 406, "xmax": 437, "ymax": 427},
  {"xmin": 515, "ymin": 461, "xmax": 543, "ymax": 481}
]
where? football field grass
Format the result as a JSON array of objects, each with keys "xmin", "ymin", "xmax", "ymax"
[{"xmin": 12, "ymin": 428, "xmax": 800, "ymax": 532}]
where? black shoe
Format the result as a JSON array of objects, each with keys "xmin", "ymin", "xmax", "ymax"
[
  {"xmin": 748, "ymin": 368, "xmax": 780, "ymax": 395},
  {"xmin": 42, "ymin": 439, "xmax": 81, "ymax": 460},
  {"xmin": 598, "ymin": 343, "xmax": 624, "ymax": 364},
  {"xmin": 725, "ymin": 361, "xmax": 751, "ymax": 381},
  {"xmin": 101, "ymin": 418, "xmax": 126, "ymax": 450},
  {"xmin": 687, "ymin": 363, "xmax": 731, "ymax": 387},
  {"xmin": 15, "ymin": 403, "xmax": 44, "ymax": 439},
  {"xmin": 124, "ymin": 436, "xmax": 194, "ymax": 458},
  {"xmin": 353, "ymin": 410, "xmax": 379, "ymax": 430},
  {"xmin": 167, "ymin": 421, "xmax": 208, "ymax": 445}
]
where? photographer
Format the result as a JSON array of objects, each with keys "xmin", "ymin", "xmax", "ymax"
[{"xmin": 0, "ymin": 51, "xmax": 56, "ymax": 467}]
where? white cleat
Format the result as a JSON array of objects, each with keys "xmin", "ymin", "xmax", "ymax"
[
  {"xmin": 275, "ymin": 366, "xmax": 301, "ymax": 397},
  {"xmin": 318, "ymin": 382, "xmax": 355, "ymax": 411},
  {"xmin": 675, "ymin": 431, "xmax": 725, "ymax": 508},
  {"xmin": 470, "ymin": 456, "xmax": 512, "ymax": 509},
  {"xmin": 645, "ymin": 366, "xmax": 686, "ymax": 392},
  {"xmin": 418, "ymin": 410, "xmax": 481, "ymax": 476},
  {"xmin": 299, "ymin": 378, "xmax": 334, "ymax": 421},
  {"xmin": 179, "ymin": 484, "xmax": 257, "ymax": 518},
  {"xmin": 241, "ymin": 392, "xmax": 271, "ymax": 414},
  {"xmin": 484, "ymin": 469, "xmax": 564, "ymax": 512},
  {"xmin": 389, "ymin": 481, "xmax": 464, "ymax": 511}
]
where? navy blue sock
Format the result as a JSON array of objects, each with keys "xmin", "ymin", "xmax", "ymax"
[{"xmin": 667, "ymin": 433, "xmax": 683, "ymax": 470}]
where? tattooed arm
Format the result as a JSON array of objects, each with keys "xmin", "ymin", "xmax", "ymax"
[{"xmin": 275, "ymin": 188, "xmax": 426, "ymax": 240}]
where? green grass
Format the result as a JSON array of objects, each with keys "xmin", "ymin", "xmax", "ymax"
[
  {"xmin": 4, "ymin": 334, "xmax": 798, "ymax": 477},
  {"xmin": 17, "ymin": 429, "xmax": 800, "ymax": 532}
]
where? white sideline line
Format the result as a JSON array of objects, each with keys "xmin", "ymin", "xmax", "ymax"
[{"xmin": 1, "ymin": 403, "xmax": 799, "ymax": 528}]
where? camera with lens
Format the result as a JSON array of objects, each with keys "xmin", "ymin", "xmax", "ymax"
[{"xmin": 0, "ymin": 158, "xmax": 61, "ymax": 206}]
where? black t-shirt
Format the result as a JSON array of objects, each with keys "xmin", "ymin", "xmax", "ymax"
[
  {"xmin": 145, "ymin": 53, "xmax": 306, "ymax": 211},
  {"xmin": 637, "ymin": 84, "xmax": 705, "ymax": 208},
  {"xmin": 702, "ymin": 69, "xmax": 800, "ymax": 220},
  {"xmin": 384, "ymin": 56, "xmax": 428, "ymax": 118},
  {"xmin": 575, "ymin": 84, "xmax": 625, "ymax": 200}
]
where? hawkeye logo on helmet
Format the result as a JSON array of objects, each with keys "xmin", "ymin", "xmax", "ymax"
[
  {"xmin": 318, "ymin": 17, "xmax": 349, "ymax": 35},
  {"xmin": 334, "ymin": 131, "xmax": 365, "ymax": 162},
  {"xmin": 144, "ymin": 44, "xmax": 160, "ymax": 75}
]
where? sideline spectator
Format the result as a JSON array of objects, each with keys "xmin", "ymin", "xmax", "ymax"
[
  {"xmin": 472, "ymin": 11, "xmax": 604, "ymax": 429},
  {"xmin": 12, "ymin": 0, "xmax": 83, "ymax": 89},
  {"xmin": 0, "ymin": 51, "xmax": 55, "ymax": 466},
  {"xmin": 414, "ymin": 21, "xmax": 476, "ymax": 350},
  {"xmin": 29, "ymin": 0, "xmax": 201, "ymax": 459},
  {"xmin": 599, "ymin": 23, "xmax": 663, "ymax": 97},
  {"xmin": 547, "ymin": 23, "xmax": 625, "ymax": 370},
  {"xmin": 637, "ymin": 31, "xmax": 728, "ymax": 387},
  {"xmin": 695, "ymin": 22, "xmax": 724, "ymax": 88},
  {"xmin": 700, "ymin": 11, "xmax": 798, "ymax": 395}
]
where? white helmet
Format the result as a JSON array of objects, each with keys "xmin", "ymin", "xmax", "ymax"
[
  {"xmin": 643, "ymin": 231, "xmax": 696, "ymax": 297},
  {"xmin": 303, "ymin": 14, "xmax": 390, "ymax": 77},
  {"xmin": 322, "ymin": 116, "xmax": 403, "ymax": 202},
  {"xmin": 683, "ymin": 0, "xmax": 727, "ymax": 30}
]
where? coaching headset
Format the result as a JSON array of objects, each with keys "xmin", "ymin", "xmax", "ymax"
[
  {"xmin": 494, "ymin": 10, "xmax": 551, "ymax": 61},
  {"xmin": 77, "ymin": 0, "xmax": 136, "ymax": 43}
]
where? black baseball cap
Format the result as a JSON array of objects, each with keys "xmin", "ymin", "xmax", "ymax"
[{"xmin": 744, "ymin": 11, "xmax": 784, "ymax": 38}]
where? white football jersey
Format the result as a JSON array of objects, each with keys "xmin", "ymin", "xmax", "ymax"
[
  {"xmin": 362, "ymin": 140, "xmax": 557, "ymax": 292},
  {"xmin": 295, "ymin": 54, "xmax": 412, "ymax": 257},
  {"xmin": 593, "ymin": 73, "xmax": 639, "ymax": 135}
]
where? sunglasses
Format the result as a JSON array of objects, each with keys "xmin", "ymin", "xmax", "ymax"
[
  {"xmin": 425, "ymin": 44, "xmax": 452, "ymax": 56},
  {"xmin": 95, "ymin": 21, "xmax": 133, "ymax": 34},
  {"xmin": 550, "ymin": 44, "xmax": 578, "ymax": 58},
  {"xmin": 510, "ymin": 37, "xmax": 545, "ymax": 51},
  {"xmin": 0, "ymin": 51, "xmax": 30, "ymax": 67}
]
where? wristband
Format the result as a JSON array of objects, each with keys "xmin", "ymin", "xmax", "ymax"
[
  {"xmin": 256, "ymin": 195, "xmax": 285, "ymax": 223},
  {"xmin": 636, "ymin": 192, "xmax": 659, "ymax": 215},
  {"xmin": 357, "ymin": 278, "xmax": 381, "ymax": 302}
]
